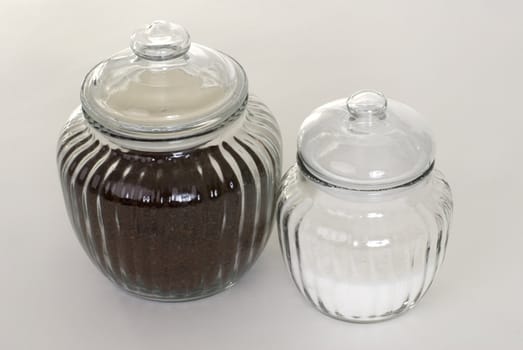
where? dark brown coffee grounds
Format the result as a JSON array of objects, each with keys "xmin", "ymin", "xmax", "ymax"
[{"xmin": 59, "ymin": 128, "xmax": 275, "ymax": 300}]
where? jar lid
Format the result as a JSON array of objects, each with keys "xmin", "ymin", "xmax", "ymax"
[
  {"xmin": 297, "ymin": 90, "xmax": 434, "ymax": 191},
  {"xmin": 80, "ymin": 20, "xmax": 248, "ymax": 140}
]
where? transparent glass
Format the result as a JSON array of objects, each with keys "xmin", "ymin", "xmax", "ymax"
[
  {"xmin": 298, "ymin": 90, "xmax": 434, "ymax": 190},
  {"xmin": 57, "ymin": 96, "xmax": 282, "ymax": 301},
  {"xmin": 277, "ymin": 164, "xmax": 452, "ymax": 322},
  {"xmin": 81, "ymin": 20, "xmax": 248, "ymax": 140}
]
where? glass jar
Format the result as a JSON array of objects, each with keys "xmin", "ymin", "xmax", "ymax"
[
  {"xmin": 277, "ymin": 90, "xmax": 452, "ymax": 322},
  {"xmin": 57, "ymin": 20, "xmax": 282, "ymax": 301}
]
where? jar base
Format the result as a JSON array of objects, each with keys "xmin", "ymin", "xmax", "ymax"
[
  {"xmin": 114, "ymin": 280, "xmax": 238, "ymax": 302},
  {"xmin": 313, "ymin": 300, "xmax": 418, "ymax": 323}
]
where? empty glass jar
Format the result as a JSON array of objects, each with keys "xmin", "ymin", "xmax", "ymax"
[
  {"xmin": 57, "ymin": 20, "xmax": 282, "ymax": 301},
  {"xmin": 277, "ymin": 90, "xmax": 453, "ymax": 322}
]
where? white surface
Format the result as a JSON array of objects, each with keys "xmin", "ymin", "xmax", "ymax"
[{"xmin": 1, "ymin": 0, "xmax": 522, "ymax": 348}]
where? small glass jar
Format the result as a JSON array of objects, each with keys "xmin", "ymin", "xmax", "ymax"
[
  {"xmin": 277, "ymin": 90, "xmax": 452, "ymax": 322},
  {"xmin": 57, "ymin": 20, "xmax": 282, "ymax": 301}
]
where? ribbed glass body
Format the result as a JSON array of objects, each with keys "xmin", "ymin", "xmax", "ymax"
[
  {"xmin": 277, "ymin": 165, "xmax": 452, "ymax": 322},
  {"xmin": 57, "ymin": 96, "xmax": 281, "ymax": 301}
]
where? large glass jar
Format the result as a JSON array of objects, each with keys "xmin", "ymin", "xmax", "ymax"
[
  {"xmin": 57, "ymin": 20, "xmax": 282, "ymax": 301},
  {"xmin": 277, "ymin": 90, "xmax": 452, "ymax": 322}
]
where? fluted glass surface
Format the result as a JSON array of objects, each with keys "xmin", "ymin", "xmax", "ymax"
[
  {"xmin": 277, "ymin": 165, "xmax": 452, "ymax": 322},
  {"xmin": 57, "ymin": 96, "xmax": 281, "ymax": 301}
]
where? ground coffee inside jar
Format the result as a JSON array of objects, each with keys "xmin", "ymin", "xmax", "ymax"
[{"xmin": 59, "ymin": 124, "xmax": 274, "ymax": 299}]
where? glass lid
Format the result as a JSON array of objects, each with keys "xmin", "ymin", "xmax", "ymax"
[
  {"xmin": 80, "ymin": 20, "xmax": 248, "ymax": 140},
  {"xmin": 297, "ymin": 90, "xmax": 434, "ymax": 191}
]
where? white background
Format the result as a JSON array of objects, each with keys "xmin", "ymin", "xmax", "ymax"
[{"xmin": 2, "ymin": 0, "xmax": 522, "ymax": 348}]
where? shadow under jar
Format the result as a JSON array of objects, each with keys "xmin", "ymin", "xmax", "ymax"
[
  {"xmin": 57, "ymin": 20, "xmax": 282, "ymax": 301},
  {"xmin": 277, "ymin": 90, "xmax": 453, "ymax": 322}
]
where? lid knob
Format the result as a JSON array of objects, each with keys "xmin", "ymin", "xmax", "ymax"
[
  {"xmin": 130, "ymin": 20, "xmax": 191, "ymax": 61},
  {"xmin": 347, "ymin": 90, "xmax": 388, "ymax": 120}
]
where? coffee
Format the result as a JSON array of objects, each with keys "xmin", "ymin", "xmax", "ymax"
[{"xmin": 59, "ymin": 122, "xmax": 276, "ymax": 300}]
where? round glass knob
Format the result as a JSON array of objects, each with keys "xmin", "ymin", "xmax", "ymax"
[
  {"xmin": 130, "ymin": 20, "xmax": 191, "ymax": 61},
  {"xmin": 347, "ymin": 90, "xmax": 388, "ymax": 119}
]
